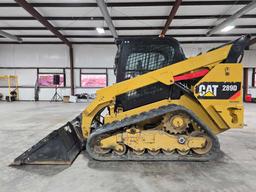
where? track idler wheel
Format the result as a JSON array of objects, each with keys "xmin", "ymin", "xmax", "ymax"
[
  {"xmin": 190, "ymin": 131, "xmax": 213, "ymax": 155},
  {"xmin": 94, "ymin": 145, "xmax": 111, "ymax": 154},
  {"xmin": 113, "ymin": 144, "xmax": 127, "ymax": 156},
  {"xmin": 94, "ymin": 135, "xmax": 111, "ymax": 154}
]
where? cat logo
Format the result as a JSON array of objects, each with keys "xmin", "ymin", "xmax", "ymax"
[
  {"xmin": 198, "ymin": 84, "xmax": 219, "ymax": 97},
  {"xmin": 196, "ymin": 82, "xmax": 241, "ymax": 99}
]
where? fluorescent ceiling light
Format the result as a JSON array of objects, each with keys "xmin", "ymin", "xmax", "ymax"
[
  {"xmin": 96, "ymin": 27, "xmax": 105, "ymax": 34},
  {"xmin": 221, "ymin": 25, "xmax": 235, "ymax": 32}
]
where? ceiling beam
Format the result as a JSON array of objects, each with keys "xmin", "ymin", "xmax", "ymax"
[
  {"xmin": 15, "ymin": 0, "xmax": 71, "ymax": 47},
  {"xmin": 207, "ymin": 1, "xmax": 256, "ymax": 36},
  {"xmin": 0, "ymin": 30, "xmax": 22, "ymax": 42},
  {"xmin": 1, "ymin": 25, "xmax": 256, "ymax": 31},
  {"xmin": 0, "ymin": 40, "xmax": 231, "ymax": 45},
  {"xmin": 0, "ymin": 1, "xmax": 252, "ymax": 7},
  {"xmin": 1, "ymin": 14, "xmax": 256, "ymax": 20},
  {"xmin": 160, "ymin": 0, "xmax": 182, "ymax": 37},
  {"xmin": 96, "ymin": 0, "xmax": 118, "ymax": 38},
  {"xmin": 1, "ymin": 34, "xmax": 254, "ymax": 38}
]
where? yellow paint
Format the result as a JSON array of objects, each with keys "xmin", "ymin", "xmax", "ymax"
[
  {"xmin": 0, "ymin": 75, "xmax": 19, "ymax": 100},
  {"xmin": 194, "ymin": 64, "xmax": 244, "ymax": 129},
  {"xmin": 80, "ymin": 43, "xmax": 244, "ymax": 141},
  {"xmin": 100, "ymin": 128, "xmax": 206, "ymax": 152},
  {"xmin": 204, "ymin": 91, "xmax": 215, "ymax": 97}
]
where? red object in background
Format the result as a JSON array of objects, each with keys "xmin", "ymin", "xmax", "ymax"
[{"xmin": 245, "ymin": 94, "xmax": 252, "ymax": 102}]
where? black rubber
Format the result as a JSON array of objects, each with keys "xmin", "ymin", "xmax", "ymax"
[{"xmin": 86, "ymin": 104, "xmax": 220, "ymax": 161}]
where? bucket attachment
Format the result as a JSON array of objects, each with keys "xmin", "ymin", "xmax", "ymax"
[{"xmin": 11, "ymin": 117, "xmax": 84, "ymax": 165}]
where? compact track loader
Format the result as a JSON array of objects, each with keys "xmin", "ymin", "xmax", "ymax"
[{"xmin": 12, "ymin": 35, "xmax": 250, "ymax": 165}]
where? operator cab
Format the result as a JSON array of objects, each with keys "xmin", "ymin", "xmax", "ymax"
[
  {"xmin": 114, "ymin": 37, "xmax": 186, "ymax": 82},
  {"xmin": 114, "ymin": 37, "xmax": 186, "ymax": 111}
]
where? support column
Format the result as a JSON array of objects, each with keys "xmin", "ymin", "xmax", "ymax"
[
  {"xmin": 69, "ymin": 47, "xmax": 74, "ymax": 96},
  {"xmin": 252, "ymin": 68, "xmax": 255, "ymax": 87}
]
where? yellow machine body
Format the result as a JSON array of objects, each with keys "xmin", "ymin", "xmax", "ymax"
[
  {"xmin": 100, "ymin": 128, "xmax": 207, "ymax": 154},
  {"xmin": 81, "ymin": 44, "xmax": 243, "ymax": 139}
]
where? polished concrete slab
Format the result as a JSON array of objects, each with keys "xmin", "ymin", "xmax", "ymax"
[{"xmin": 0, "ymin": 102, "xmax": 256, "ymax": 192}]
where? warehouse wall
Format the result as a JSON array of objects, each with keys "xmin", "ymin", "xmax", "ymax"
[
  {"xmin": 0, "ymin": 44, "xmax": 117, "ymax": 100},
  {"xmin": 0, "ymin": 43, "xmax": 255, "ymax": 100}
]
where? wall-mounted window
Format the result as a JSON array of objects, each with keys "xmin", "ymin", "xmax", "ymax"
[
  {"xmin": 38, "ymin": 73, "xmax": 65, "ymax": 87},
  {"xmin": 81, "ymin": 74, "xmax": 107, "ymax": 88}
]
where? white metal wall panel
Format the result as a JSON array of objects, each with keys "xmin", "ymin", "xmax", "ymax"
[
  {"xmin": 18, "ymin": 88, "xmax": 34, "ymax": 101},
  {"xmin": 0, "ymin": 44, "xmax": 68, "ymax": 68},
  {"xmin": 81, "ymin": 69, "xmax": 107, "ymax": 73},
  {"xmin": 107, "ymin": 68, "xmax": 116, "ymax": 86},
  {"xmin": 75, "ymin": 87, "xmax": 98, "ymax": 95},
  {"xmin": 39, "ymin": 88, "xmax": 70, "ymax": 101},
  {"xmin": 73, "ymin": 44, "xmax": 117, "ymax": 68},
  {"xmin": 243, "ymin": 51, "xmax": 256, "ymax": 68},
  {"xmin": 0, "ymin": 44, "xmax": 255, "ymax": 100},
  {"xmin": 0, "ymin": 69, "xmax": 36, "ymax": 86},
  {"xmin": 39, "ymin": 69, "xmax": 64, "ymax": 73},
  {"xmin": 0, "ymin": 45, "xmax": 14, "ymax": 66}
]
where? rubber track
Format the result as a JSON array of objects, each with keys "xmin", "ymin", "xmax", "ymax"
[{"xmin": 86, "ymin": 104, "xmax": 220, "ymax": 161}]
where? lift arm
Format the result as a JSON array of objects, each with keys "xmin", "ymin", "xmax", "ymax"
[{"xmin": 81, "ymin": 44, "xmax": 232, "ymax": 138}]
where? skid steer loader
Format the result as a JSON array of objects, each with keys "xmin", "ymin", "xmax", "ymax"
[{"xmin": 11, "ymin": 35, "xmax": 250, "ymax": 165}]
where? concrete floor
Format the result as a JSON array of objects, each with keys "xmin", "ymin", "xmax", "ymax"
[{"xmin": 0, "ymin": 102, "xmax": 256, "ymax": 192}]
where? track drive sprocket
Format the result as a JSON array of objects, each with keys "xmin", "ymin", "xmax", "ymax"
[{"xmin": 162, "ymin": 113, "xmax": 190, "ymax": 134}]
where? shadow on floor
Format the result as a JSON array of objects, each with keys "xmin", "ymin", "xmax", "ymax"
[
  {"xmin": 9, "ymin": 164, "xmax": 70, "ymax": 176},
  {"xmin": 7, "ymin": 151, "xmax": 233, "ymax": 177}
]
